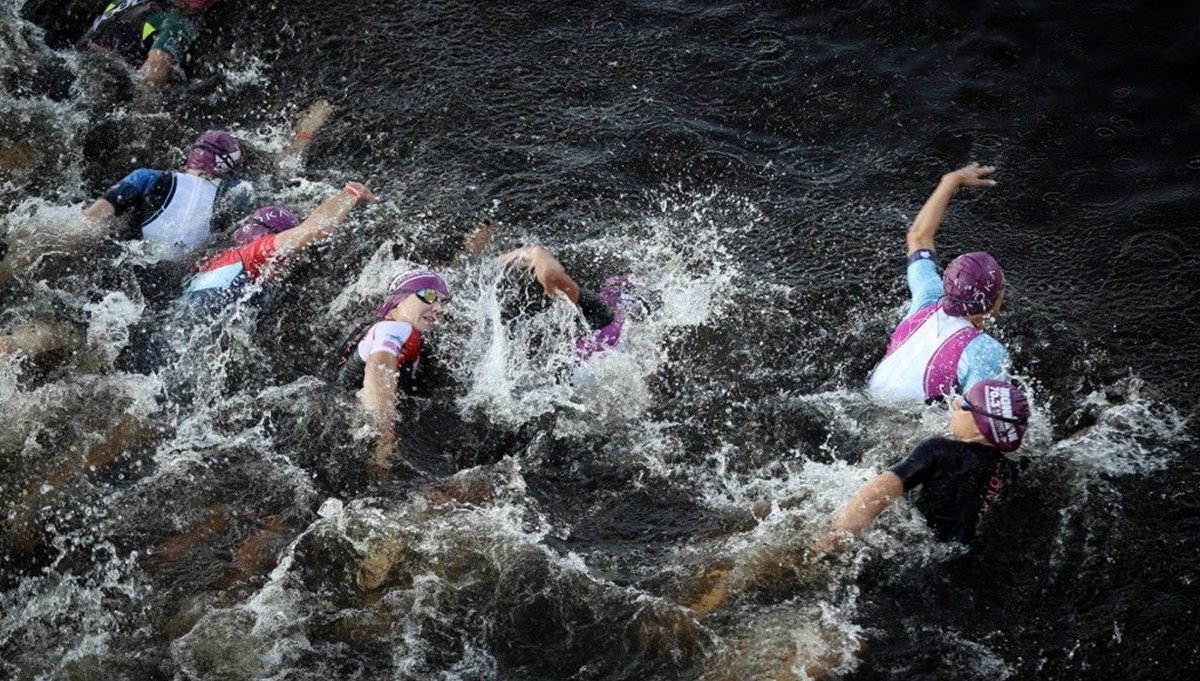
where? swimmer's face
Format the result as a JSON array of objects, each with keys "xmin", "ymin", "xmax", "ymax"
[
  {"xmin": 990, "ymin": 289, "xmax": 1006, "ymax": 315},
  {"xmin": 949, "ymin": 395, "xmax": 986, "ymax": 443},
  {"xmin": 390, "ymin": 292, "xmax": 445, "ymax": 334}
]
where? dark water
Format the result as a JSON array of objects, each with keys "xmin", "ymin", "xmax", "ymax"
[{"xmin": 2, "ymin": 0, "xmax": 1198, "ymax": 679}]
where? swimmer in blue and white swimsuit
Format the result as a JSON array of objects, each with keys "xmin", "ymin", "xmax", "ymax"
[
  {"xmin": 867, "ymin": 163, "xmax": 1011, "ymax": 403},
  {"xmin": 81, "ymin": 130, "xmax": 251, "ymax": 260}
]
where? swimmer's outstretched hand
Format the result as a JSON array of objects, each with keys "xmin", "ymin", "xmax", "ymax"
[
  {"xmin": 944, "ymin": 162, "xmax": 997, "ymax": 188},
  {"xmin": 295, "ymin": 99, "xmax": 335, "ymax": 137},
  {"xmin": 809, "ymin": 529, "xmax": 847, "ymax": 562},
  {"xmin": 498, "ymin": 246, "xmax": 581, "ymax": 303}
]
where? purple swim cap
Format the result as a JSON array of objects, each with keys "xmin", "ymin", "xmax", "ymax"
[
  {"xmin": 232, "ymin": 205, "xmax": 300, "ymax": 245},
  {"xmin": 964, "ymin": 380, "xmax": 1030, "ymax": 453},
  {"xmin": 941, "ymin": 252, "xmax": 1006, "ymax": 317},
  {"xmin": 186, "ymin": 130, "xmax": 241, "ymax": 177},
  {"xmin": 375, "ymin": 269, "xmax": 450, "ymax": 319}
]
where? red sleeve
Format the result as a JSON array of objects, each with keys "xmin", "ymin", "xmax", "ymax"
[{"xmin": 236, "ymin": 233, "xmax": 281, "ymax": 281}]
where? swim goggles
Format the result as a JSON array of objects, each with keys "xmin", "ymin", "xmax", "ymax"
[
  {"xmin": 958, "ymin": 397, "xmax": 1027, "ymax": 425},
  {"xmin": 407, "ymin": 288, "xmax": 447, "ymax": 305}
]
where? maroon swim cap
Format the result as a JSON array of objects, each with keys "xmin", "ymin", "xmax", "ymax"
[
  {"xmin": 941, "ymin": 252, "xmax": 1005, "ymax": 317},
  {"xmin": 232, "ymin": 205, "xmax": 300, "ymax": 245},
  {"xmin": 964, "ymin": 380, "xmax": 1030, "ymax": 453},
  {"xmin": 186, "ymin": 130, "xmax": 241, "ymax": 177}
]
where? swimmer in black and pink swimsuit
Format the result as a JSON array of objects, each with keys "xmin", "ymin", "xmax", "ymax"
[{"xmin": 817, "ymin": 379, "xmax": 1032, "ymax": 549}]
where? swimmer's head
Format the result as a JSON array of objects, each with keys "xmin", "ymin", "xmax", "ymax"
[
  {"xmin": 941, "ymin": 252, "xmax": 1005, "ymax": 317},
  {"xmin": 955, "ymin": 380, "xmax": 1030, "ymax": 453},
  {"xmin": 186, "ymin": 130, "xmax": 241, "ymax": 177},
  {"xmin": 376, "ymin": 270, "xmax": 450, "ymax": 331},
  {"xmin": 598, "ymin": 273, "xmax": 654, "ymax": 320},
  {"xmin": 232, "ymin": 205, "xmax": 300, "ymax": 244}
]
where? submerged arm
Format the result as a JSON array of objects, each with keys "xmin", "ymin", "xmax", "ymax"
[
  {"xmin": 906, "ymin": 163, "xmax": 996, "ymax": 256},
  {"xmin": 277, "ymin": 99, "xmax": 335, "ymax": 175},
  {"xmin": 814, "ymin": 471, "xmax": 905, "ymax": 555},
  {"xmin": 138, "ymin": 48, "xmax": 173, "ymax": 88},
  {"xmin": 81, "ymin": 198, "xmax": 116, "ymax": 227},
  {"xmin": 361, "ymin": 350, "xmax": 399, "ymax": 475}
]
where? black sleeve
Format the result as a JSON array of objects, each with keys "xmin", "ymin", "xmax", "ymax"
[
  {"xmin": 888, "ymin": 437, "xmax": 945, "ymax": 492},
  {"xmin": 576, "ymin": 287, "xmax": 615, "ymax": 330}
]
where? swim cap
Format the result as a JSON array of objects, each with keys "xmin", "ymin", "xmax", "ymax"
[
  {"xmin": 964, "ymin": 379, "xmax": 1030, "ymax": 453},
  {"xmin": 941, "ymin": 252, "xmax": 1005, "ymax": 317},
  {"xmin": 186, "ymin": 130, "xmax": 241, "ymax": 177},
  {"xmin": 232, "ymin": 205, "xmax": 300, "ymax": 245},
  {"xmin": 597, "ymin": 273, "xmax": 655, "ymax": 318},
  {"xmin": 375, "ymin": 269, "xmax": 450, "ymax": 319}
]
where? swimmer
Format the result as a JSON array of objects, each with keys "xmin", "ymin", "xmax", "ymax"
[
  {"xmin": 76, "ymin": 0, "xmax": 220, "ymax": 91},
  {"xmin": 337, "ymin": 269, "xmax": 450, "ymax": 477},
  {"xmin": 498, "ymin": 245, "xmax": 648, "ymax": 361},
  {"xmin": 867, "ymin": 163, "xmax": 1011, "ymax": 403},
  {"xmin": 677, "ymin": 379, "xmax": 1031, "ymax": 669},
  {"xmin": 185, "ymin": 182, "xmax": 377, "ymax": 312},
  {"xmin": 81, "ymin": 129, "xmax": 250, "ymax": 260},
  {"xmin": 816, "ymin": 379, "xmax": 1031, "ymax": 554}
]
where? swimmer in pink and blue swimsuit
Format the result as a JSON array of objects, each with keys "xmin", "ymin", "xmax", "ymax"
[{"xmin": 867, "ymin": 163, "xmax": 1012, "ymax": 403}]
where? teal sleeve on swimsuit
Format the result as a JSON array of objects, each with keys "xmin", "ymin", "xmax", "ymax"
[
  {"xmin": 905, "ymin": 253, "xmax": 943, "ymax": 317},
  {"xmin": 958, "ymin": 334, "xmax": 1009, "ymax": 391},
  {"xmin": 149, "ymin": 10, "xmax": 197, "ymax": 62}
]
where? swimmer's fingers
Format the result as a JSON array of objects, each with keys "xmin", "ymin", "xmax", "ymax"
[
  {"xmin": 949, "ymin": 162, "xmax": 997, "ymax": 188},
  {"xmin": 809, "ymin": 529, "xmax": 846, "ymax": 561}
]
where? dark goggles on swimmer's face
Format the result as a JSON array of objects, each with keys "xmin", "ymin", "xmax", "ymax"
[
  {"xmin": 406, "ymin": 288, "xmax": 447, "ymax": 305},
  {"xmin": 958, "ymin": 397, "xmax": 1028, "ymax": 425}
]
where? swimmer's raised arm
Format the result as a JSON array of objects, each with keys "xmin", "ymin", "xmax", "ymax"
[
  {"xmin": 277, "ymin": 99, "xmax": 336, "ymax": 176},
  {"xmin": 498, "ymin": 246, "xmax": 581, "ymax": 303},
  {"xmin": 906, "ymin": 163, "xmax": 997, "ymax": 257},
  {"xmin": 813, "ymin": 471, "xmax": 904, "ymax": 557}
]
